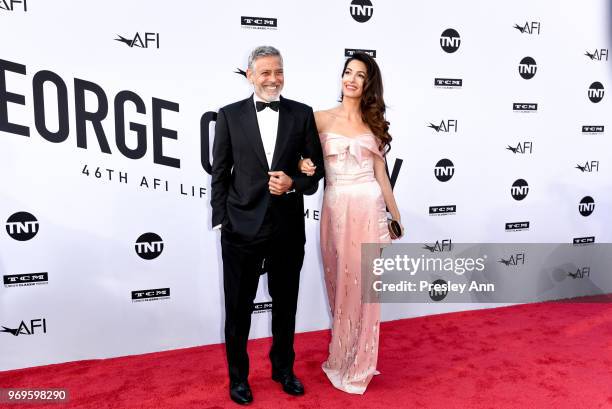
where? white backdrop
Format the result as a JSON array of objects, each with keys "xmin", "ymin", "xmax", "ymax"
[{"xmin": 1, "ymin": 0, "xmax": 611, "ymax": 371}]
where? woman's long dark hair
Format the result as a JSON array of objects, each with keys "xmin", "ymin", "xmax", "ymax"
[{"xmin": 341, "ymin": 52, "xmax": 392, "ymax": 154}]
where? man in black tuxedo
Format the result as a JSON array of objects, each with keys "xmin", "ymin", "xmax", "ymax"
[{"xmin": 211, "ymin": 46, "xmax": 324, "ymax": 405}]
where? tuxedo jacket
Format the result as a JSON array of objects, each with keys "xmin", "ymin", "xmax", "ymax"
[{"xmin": 211, "ymin": 95, "xmax": 324, "ymax": 241}]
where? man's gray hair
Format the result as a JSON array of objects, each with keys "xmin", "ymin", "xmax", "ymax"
[{"xmin": 248, "ymin": 45, "xmax": 283, "ymax": 71}]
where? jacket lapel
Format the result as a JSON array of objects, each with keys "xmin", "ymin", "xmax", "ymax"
[
  {"xmin": 239, "ymin": 96, "xmax": 268, "ymax": 171},
  {"xmin": 270, "ymin": 96, "xmax": 294, "ymax": 170}
]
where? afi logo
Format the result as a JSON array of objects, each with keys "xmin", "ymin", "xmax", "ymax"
[
  {"xmin": 518, "ymin": 57, "xmax": 537, "ymax": 79},
  {"xmin": 585, "ymin": 49, "xmax": 608, "ymax": 61},
  {"xmin": 579, "ymin": 196, "xmax": 595, "ymax": 216},
  {"xmin": 575, "ymin": 161, "xmax": 599, "ymax": 172},
  {"xmin": 588, "ymin": 82, "xmax": 605, "ymax": 103},
  {"xmin": 568, "ymin": 267, "xmax": 590, "ymax": 279},
  {"xmin": 350, "ymin": 0, "xmax": 373, "ymax": 23},
  {"xmin": 440, "ymin": 28, "xmax": 461, "ymax": 53},
  {"xmin": 428, "ymin": 120, "xmax": 457, "ymax": 132},
  {"xmin": 0, "ymin": 0, "xmax": 27, "ymax": 11},
  {"xmin": 6, "ymin": 212, "xmax": 39, "ymax": 241},
  {"xmin": 506, "ymin": 141, "xmax": 532, "ymax": 154},
  {"xmin": 135, "ymin": 232, "xmax": 164, "ymax": 260},
  {"xmin": 514, "ymin": 21, "xmax": 540, "ymax": 34},
  {"xmin": 498, "ymin": 253, "xmax": 525, "ymax": 266},
  {"xmin": 1, "ymin": 319, "xmax": 46, "ymax": 336},
  {"xmin": 115, "ymin": 33, "xmax": 160, "ymax": 48},
  {"xmin": 423, "ymin": 239, "xmax": 452, "ymax": 252}
]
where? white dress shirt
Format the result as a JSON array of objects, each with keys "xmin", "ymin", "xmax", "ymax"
[{"xmin": 253, "ymin": 94, "xmax": 280, "ymax": 168}]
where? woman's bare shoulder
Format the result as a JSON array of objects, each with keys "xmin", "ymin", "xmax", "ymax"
[{"xmin": 314, "ymin": 108, "xmax": 338, "ymax": 132}]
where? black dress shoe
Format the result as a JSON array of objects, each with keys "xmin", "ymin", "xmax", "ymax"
[
  {"xmin": 229, "ymin": 381, "xmax": 253, "ymax": 405},
  {"xmin": 272, "ymin": 373, "xmax": 304, "ymax": 396}
]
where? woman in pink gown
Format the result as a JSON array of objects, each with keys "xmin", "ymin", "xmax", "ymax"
[{"xmin": 300, "ymin": 52, "xmax": 403, "ymax": 394}]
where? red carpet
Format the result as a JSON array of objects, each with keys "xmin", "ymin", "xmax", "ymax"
[{"xmin": 2, "ymin": 300, "xmax": 612, "ymax": 408}]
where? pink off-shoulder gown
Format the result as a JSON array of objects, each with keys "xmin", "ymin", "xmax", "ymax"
[{"xmin": 319, "ymin": 132, "xmax": 390, "ymax": 394}]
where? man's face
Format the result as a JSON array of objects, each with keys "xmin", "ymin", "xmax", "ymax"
[{"xmin": 247, "ymin": 55, "xmax": 284, "ymax": 101}]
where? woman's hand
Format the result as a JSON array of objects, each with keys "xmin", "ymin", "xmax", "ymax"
[{"xmin": 298, "ymin": 158, "xmax": 316, "ymax": 176}]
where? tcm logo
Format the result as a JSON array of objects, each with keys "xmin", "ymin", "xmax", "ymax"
[
  {"xmin": 434, "ymin": 78, "xmax": 463, "ymax": 89},
  {"xmin": 428, "ymin": 119, "xmax": 457, "ymax": 133},
  {"xmin": 131, "ymin": 288, "xmax": 170, "ymax": 302},
  {"xmin": 440, "ymin": 28, "xmax": 460, "ymax": 53},
  {"xmin": 350, "ymin": 0, "xmax": 373, "ymax": 23},
  {"xmin": 578, "ymin": 196, "xmax": 595, "ymax": 217},
  {"xmin": 135, "ymin": 232, "xmax": 164, "ymax": 260},
  {"xmin": 506, "ymin": 141, "xmax": 533, "ymax": 154},
  {"xmin": 6, "ymin": 212, "xmax": 39, "ymax": 241},
  {"xmin": 568, "ymin": 267, "xmax": 590, "ymax": 279},
  {"xmin": 505, "ymin": 221, "xmax": 530, "ymax": 232},
  {"xmin": 573, "ymin": 236, "xmax": 595, "ymax": 245},
  {"xmin": 511, "ymin": 179, "xmax": 529, "ymax": 200},
  {"xmin": 518, "ymin": 57, "xmax": 537, "ymax": 79},
  {"xmin": 429, "ymin": 279, "xmax": 448, "ymax": 302},
  {"xmin": 4, "ymin": 272, "xmax": 48, "ymax": 288},
  {"xmin": 513, "ymin": 21, "xmax": 540, "ymax": 35},
  {"xmin": 115, "ymin": 33, "xmax": 160, "ymax": 49},
  {"xmin": 588, "ymin": 82, "xmax": 604, "ymax": 103},
  {"xmin": 345, "ymin": 49, "xmax": 376, "ymax": 58},
  {"xmin": 498, "ymin": 253, "xmax": 525, "ymax": 266},
  {"xmin": 252, "ymin": 302, "xmax": 273, "ymax": 314},
  {"xmin": 429, "ymin": 205, "xmax": 456, "ymax": 216},
  {"xmin": 584, "ymin": 49, "xmax": 608, "ymax": 61},
  {"xmin": 582, "ymin": 125, "xmax": 604, "ymax": 134},
  {"xmin": 434, "ymin": 159, "xmax": 454, "ymax": 182},
  {"xmin": 241, "ymin": 16, "xmax": 278, "ymax": 29},
  {"xmin": 0, "ymin": 0, "xmax": 27, "ymax": 11},
  {"xmin": 513, "ymin": 103, "xmax": 538, "ymax": 112},
  {"xmin": 1, "ymin": 319, "xmax": 46, "ymax": 336},
  {"xmin": 423, "ymin": 239, "xmax": 452, "ymax": 252},
  {"xmin": 575, "ymin": 161, "xmax": 599, "ymax": 172}
]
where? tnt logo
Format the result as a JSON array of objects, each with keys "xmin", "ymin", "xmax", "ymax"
[
  {"xmin": 588, "ymin": 82, "xmax": 604, "ymax": 103},
  {"xmin": 135, "ymin": 232, "xmax": 164, "ymax": 260},
  {"xmin": 506, "ymin": 141, "xmax": 532, "ymax": 154},
  {"xmin": 423, "ymin": 239, "xmax": 452, "ymax": 253},
  {"xmin": 1, "ymin": 319, "xmax": 46, "ymax": 336},
  {"xmin": 440, "ymin": 28, "xmax": 460, "ymax": 53},
  {"xmin": 428, "ymin": 119, "xmax": 457, "ymax": 133},
  {"xmin": 498, "ymin": 253, "xmax": 525, "ymax": 266},
  {"xmin": 115, "ymin": 32, "xmax": 160, "ymax": 48},
  {"xmin": 585, "ymin": 49, "xmax": 608, "ymax": 61},
  {"xmin": 513, "ymin": 21, "xmax": 540, "ymax": 34},
  {"xmin": 6, "ymin": 212, "xmax": 39, "ymax": 241},
  {"xmin": 511, "ymin": 179, "xmax": 529, "ymax": 200},
  {"xmin": 568, "ymin": 267, "xmax": 590, "ymax": 279},
  {"xmin": 518, "ymin": 57, "xmax": 537, "ymax": 79},
  {"xmin": 0, "ymin": 0, "xmax": 27, "ymax": 11},
  {"xmin": 429, "ymin": 279, "xmax": 448, "ymax": 301},
  {"xmin": 575, "ymin": 161, "xmax": 599, "ymax": 172},
  {"xmin": 579, "ymin": 196, "xmax": 595, "ymax": 217},
  {"xmin": 350, "ymin": 0, "xmax": 373, "ymax": 23},
  {"xmin": 434, "ymin": 158, "xmax": 454, "ymax": 182}
]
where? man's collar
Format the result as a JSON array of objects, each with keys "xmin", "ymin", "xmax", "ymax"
[{"xmin": 253, "ymin": 93, "xmax": 281, "ymax": 104}]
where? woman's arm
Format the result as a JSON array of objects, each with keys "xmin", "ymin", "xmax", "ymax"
[{"xmin": 373, "ymin": 154, "xmax": 401, "ymax": 223}]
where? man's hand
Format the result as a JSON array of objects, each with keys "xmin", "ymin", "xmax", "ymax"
[{"xmin": 268, "ymin": 171, "xmax": 293, "ymax": 195}]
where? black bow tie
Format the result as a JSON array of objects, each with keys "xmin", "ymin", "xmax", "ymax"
[{"xmin": 256, "ymin": 101, "xmax": 280, "ymax": 112}]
